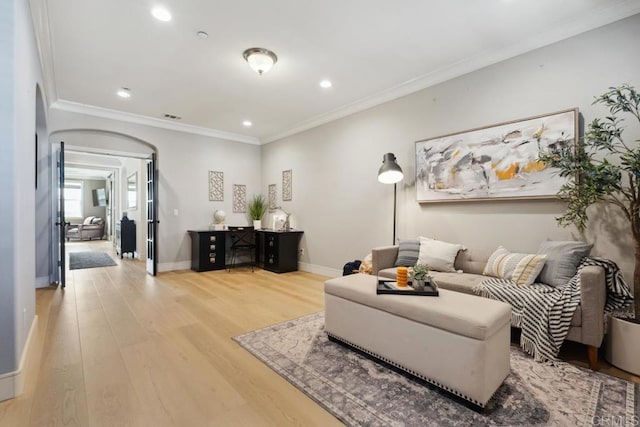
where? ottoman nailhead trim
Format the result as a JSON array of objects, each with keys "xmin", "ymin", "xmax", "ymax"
[{"xmin": 327, "ymin": 332, "xmax": 488, "ymax": 408}]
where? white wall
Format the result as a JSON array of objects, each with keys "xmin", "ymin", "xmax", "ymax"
[
  {"xmin": 0, "ymin": 0, "xmax": 18, "ymax": 381},
  {"xmin": 0, "ymin": 0, "xmax": 44, "ymax": 397},
  {"xmin": 78, "ymin": 179, "xmax": 107, "ymax": 223},
  {"xmin": 34, "ymin": 86, "xmax": 50, "ymax": 287},
  {"xmin": 262, "ymin": 14, "xmax": 640, "ymax": 281},
  {"xmin": 13, "ymin": 0, "xmax": 41, "ymax": 372},
  {"xmin": 48, "ymin": 111, "xmax": 263, "ymax": 271}
]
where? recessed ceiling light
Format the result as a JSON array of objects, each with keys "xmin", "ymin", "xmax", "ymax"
[
  {"xmin": 117, "ymin": 88, "xmax": 131, "ymax": 98},
  {"xmin": 197, "ymin": 31, "xmax": 208, "ymax": 39},
  {"xmin": 319, "ymin": 80, "xmax": 333, "ymax": 89},
  {"xmin": 151, "ymin": 6, "xmax": 172, "ymax": 22},
  {"xmin": 242, "ymin": 120, "xmax": 253, "ymax": 127}
]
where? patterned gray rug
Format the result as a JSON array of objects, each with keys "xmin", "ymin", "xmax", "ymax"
[
  {"xmin": 69, "ymin": 251, "xmax": 117, "ymax": 270},
  {"xmin": 235, "ymin": 312, "xmax": 638, "ymax": 427}
]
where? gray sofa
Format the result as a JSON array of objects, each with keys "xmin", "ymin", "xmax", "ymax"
[
  {"xmin": 66, "ymin": 216, "xmax": 105, "ymax": 241},
  {"xmin": 372, "ymin": 245, "xmax": 607, "ymax": 369}
]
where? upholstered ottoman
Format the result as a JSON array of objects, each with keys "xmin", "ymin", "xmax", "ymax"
[{"xmin": 324, "ymin": 274, "xmax": 511, "ymax": 407}]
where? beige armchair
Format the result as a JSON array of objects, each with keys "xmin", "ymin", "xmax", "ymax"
[{"xmin": 66, "ymin": 216, "xmax": 105, "ymax": 241}]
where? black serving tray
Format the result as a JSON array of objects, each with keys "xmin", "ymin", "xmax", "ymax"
[{"xmin": 377, "ymin": 279, "xmax": 439, "ymax": 296}]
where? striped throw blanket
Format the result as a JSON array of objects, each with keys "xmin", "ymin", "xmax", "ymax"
[{"xmin": 473, "ymin": 257, "xmax": 634, "ymax": 363}]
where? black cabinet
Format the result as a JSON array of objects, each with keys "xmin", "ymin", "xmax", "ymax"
[
  {"xmin": 188, "ymin": 230, "xmax": 226, "ymax": 272},
  {"xmin": 257, "ymin": 231, "xmax": 303, "ymax": 273},
  {"xmin": 116, "ymin": 217, "xmax": 136, "ymax": 258}
]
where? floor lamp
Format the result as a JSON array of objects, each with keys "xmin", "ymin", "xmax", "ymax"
[{"xmin": 377, "ymin": 153, "xmax": 404, "ymax": 245}]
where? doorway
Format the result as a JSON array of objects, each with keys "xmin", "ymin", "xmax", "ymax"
[{"xmin": 50, "ymin": 130, "xmax": 159, "ymax": 286}]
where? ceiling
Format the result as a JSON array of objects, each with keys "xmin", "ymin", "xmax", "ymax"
[
  {"xmin": 64, "ymin": 151, "xmax": 121, "ymax": 180},
  {"xmin": 34, "ymin": 0, "xmax": 640, "ymax": 144}
]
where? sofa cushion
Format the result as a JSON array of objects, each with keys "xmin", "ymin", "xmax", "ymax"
[
  {"xmin": 417, "ymin": 237, "xmax": 463, "ymax": 272},
  {"xmin": 430, "ymin": 272, "xmax": 486, "ymax": 295},
  {"xmin": 483, "ymin": 246, "xmax": 546, "ymax": 286},
  {"xmin": 537, "ymin": 240, "xmax": 593, "ymax": 287},
  {"xmin": 378, "ymin": 267, "xmax": 397, "ymax": 280},
  {"xmin": 454, "ymin": 248, "xmax": 493, "ymax": 275},
  {"xmin": 394, "ymin": 239, "xmax": 420, "ymax": 267}
]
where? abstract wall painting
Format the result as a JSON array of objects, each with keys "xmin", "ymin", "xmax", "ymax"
[
  {"xmin": 268, "ymin": 184, "xmax": 277, "ymax": 209},
  {"xmin": 415, "ymin": 108, "xmax": 577, "ymax": 202},
  {"xmin": 208, "ymin": 171, "xmax": 224, "ymax": 201},
  {"xmin": 282, "ymin": 170, "xmax": 292, "ymax": 201},
  {"xmin": 233, "ymin": 184, "xmax": 246, "ymax": 213}
]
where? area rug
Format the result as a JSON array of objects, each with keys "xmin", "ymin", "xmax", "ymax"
[
  {"xmin": 234, "ymin": 312, "xmax": 638, "ymax": 427},
  {"xmin": 68, "ymin": 251, "xmax": 117, "ymax": 270}
]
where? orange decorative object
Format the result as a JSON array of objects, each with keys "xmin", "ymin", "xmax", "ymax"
[{"xmin": 396, "ymin": 267, "xmax": 408, "ymax": 287}]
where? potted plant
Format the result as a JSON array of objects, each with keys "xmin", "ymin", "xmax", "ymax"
[
  {"xmin": 409, "ymin": 264, "xmax": 430, "ymax": 291},
  {"xmin": 248, "ymin": 194, "xmax": 267, "ymax": 230},
  {"xmin": 539, "ymin": 84, "xmax": 639, "ymax": 373}
]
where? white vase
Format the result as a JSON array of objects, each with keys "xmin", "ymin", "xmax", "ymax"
[
  {"xmin": 253, "ymin": 220, "xmax": 261, "ymax": 230},
  {"xmin": 605, "ymin": 316, "xmax": 640, "ymax": 375}
]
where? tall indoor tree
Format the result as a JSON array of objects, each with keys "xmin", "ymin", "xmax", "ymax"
[{"xmin": 540, "ymin": 84, "xmax": 639, "ymax": 319}]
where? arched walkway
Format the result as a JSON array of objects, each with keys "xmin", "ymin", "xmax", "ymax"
[{"xmin": 48, "ymin": 129, "xmax": 159, "ymax": 278}]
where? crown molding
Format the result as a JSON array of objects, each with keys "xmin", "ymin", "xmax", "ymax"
[
  {"xmin": 35, "ymin": 0, "xmax": 639, "ymax": 146},
  {"xmin": 51, "ymin": 100, "xmax": 261, "ymax": 145},
  {"xmin": 262, "ymin": 4, "xmax": 640, "ymax": 144},
  {"xmin": 32, "ymin": 0, "xmax": 259, "ymax": 145}
]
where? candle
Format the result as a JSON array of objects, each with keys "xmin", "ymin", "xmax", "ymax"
[{"xmin": 397, "ymin": 266, "xmax": 408, "ymax": 287}]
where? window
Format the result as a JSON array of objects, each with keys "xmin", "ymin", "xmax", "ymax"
[{"xmin": 64, "ymin": 181, "xmax": 83, "ymax": 218}]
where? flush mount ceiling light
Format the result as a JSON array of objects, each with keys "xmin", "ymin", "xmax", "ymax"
[
  {"xmin": 243, "ymin": 47, "xmax": 278, "ymax": 75},
  {"xmin": 117, "ymin": 87, "xmax": 131, "ymax": 98},
  {"xmin": 319, "ymin": 79, "xmax": 332, "ymax": 88},
  {"xmin": 242, "ymin": 120, "xmax": 253, "ymax": 127},
  {"xmin": 151, "ymin": 6, "xmax": 172, "ymax": 22},
  {"xmin": 196, "ymin": 31, "xmax": 208, "ymax": 39}
]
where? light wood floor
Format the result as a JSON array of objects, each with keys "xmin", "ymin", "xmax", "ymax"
[{"xmin": 1, "ymin": 240, "xmax": 637, "ymax": 426}]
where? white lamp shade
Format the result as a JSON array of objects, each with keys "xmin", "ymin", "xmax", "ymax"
[{"xmin": 244, "ymin": 48, "xmax": 278, "ymax": 75}]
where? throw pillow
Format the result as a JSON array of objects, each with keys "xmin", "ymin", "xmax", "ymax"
[
  {"xmin": 394, "ymin": 239, "xmax": 420, "ymax": 267},
  {"xmin": 537, "ymin": 240, "xmax": 593, "ymax": 287},
  {"xmin": 483, "ymin": 246, "xmax": 546, "ymax": 286},
  {"xmin": 417, "ymin": 237, "xmax": 463, "ymax": 272},
  {"xmin": 83, "ymin": 216, "xmax": 95, "ymax": 225}
]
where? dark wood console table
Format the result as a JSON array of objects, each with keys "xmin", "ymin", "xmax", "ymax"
[{"xmin": 188, "ymin": 229, "xmax": 304, "ymax": 273}]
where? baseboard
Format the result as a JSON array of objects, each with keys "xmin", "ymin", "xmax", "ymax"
[
  {"xmin": 298, "ymin": 262, "xmax": 341, "ymax": 278},
  {"xmin": 0, "ymin": 372, "xmax": 13, "ymax": 402},
  {"xmin": 0, "ymin": 315, "xmax": 38, "ymax": 401},
  {"xmin": 35, "ymin": 276, "xmax": 50, "ymax": 288},
  {"xmin": 157, "ymin": 260, "xmax": 191, "ymax": 272},
  {"xmin": 158, "ymin": 260, "xmax": 341, "ymax": 277}
]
